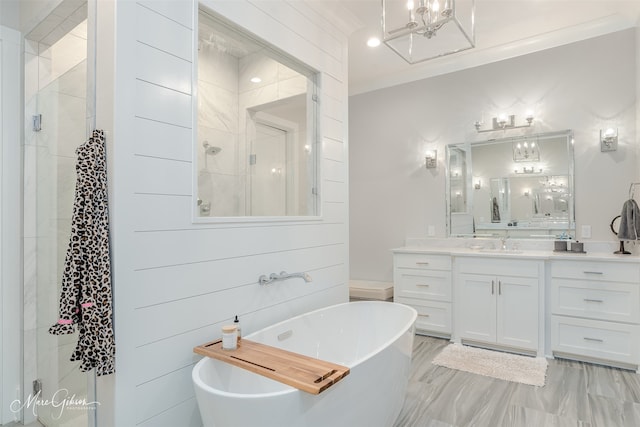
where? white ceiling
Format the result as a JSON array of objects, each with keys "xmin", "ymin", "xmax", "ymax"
[{"xmin": 338, "ymin": 0, "xmax": 640, "ymax": 95}]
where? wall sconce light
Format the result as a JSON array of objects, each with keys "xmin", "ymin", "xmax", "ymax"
[
  {"xmin": 425, "ymin": 150, "xmax": 437, "ymax": 169},
  {"xmin": 475, "ymin": 111, "xmax": 535, "ymax": 133},
  {"xmin": 523, "ymin": 189, "xmax": 530, "ymax": 197},
  {"xmin": 474, "ymin": 179, "xmax": 481, "ymax": 190},
  {"xmin": 600, "ymin": 128, "xmax": 618, "ymax": 152}
]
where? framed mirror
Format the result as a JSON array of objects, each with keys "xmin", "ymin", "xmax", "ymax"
[
  {"xmin": 195, "ymin": 8, "xmax": 320, "ymax": 219},
  {"xmin": 446, "ymin": 130, "xmax": 575, "ymax": 238}
]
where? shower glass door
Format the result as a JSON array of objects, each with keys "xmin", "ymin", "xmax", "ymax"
[
  {"xmin": 250, "ymin": 122, "xmax": 288, "ymax": 216},
  {"xmin": 23, "ymin": 4, "xmax": 93, "ymax": 426}
]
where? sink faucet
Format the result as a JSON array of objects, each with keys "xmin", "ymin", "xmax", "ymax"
[{"xmin": 500, "ymin": 236, "xmax": 508, "ymax": 250}]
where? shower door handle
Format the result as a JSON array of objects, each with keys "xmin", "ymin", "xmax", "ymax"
[{"xmin": 32, "ymin": 114, "xmax": 42, "ymax": 132}]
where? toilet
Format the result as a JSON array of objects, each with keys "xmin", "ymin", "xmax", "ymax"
[{"xmin": 348, "ymin": 280, "xmax": 394, "ymax": 301}]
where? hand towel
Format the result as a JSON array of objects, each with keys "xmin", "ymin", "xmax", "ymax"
[{"xmin": 618, "ymin": 199, "xmax": 640, "ymax": 241}]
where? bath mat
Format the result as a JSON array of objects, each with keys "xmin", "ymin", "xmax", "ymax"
[{"xmin": 432, "ymin": 344, "xmax": 547, "ymax": 387}]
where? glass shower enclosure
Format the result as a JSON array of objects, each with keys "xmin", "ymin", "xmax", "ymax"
[{"xmin": 23, "ymin": 1, "xmax": 94, "ymax": 426}]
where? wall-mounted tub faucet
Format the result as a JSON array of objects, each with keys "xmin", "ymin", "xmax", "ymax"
[{"xmin": 259, "ymin": 271, "xmax": 313, "ymax": 285}]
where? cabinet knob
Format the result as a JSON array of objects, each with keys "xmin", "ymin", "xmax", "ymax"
[
  {"xmin": 583, "ymin": 271, "xmax": 604, "ymax": 275},
  {"xmin": 583, "ymin": 337, "xmax": 604, "ymax": 343},
  {"xmin": 583, "ymin": 298, "xmax": 604, "ymax": 303},
  {"xmin": 415, "ymin": 262, "xmax": 430, "ymax": 266},
  {"xmin": 415, "ymin": 284, "xmax": 430, "ymax": 287}
]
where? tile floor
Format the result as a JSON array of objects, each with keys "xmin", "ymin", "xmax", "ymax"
[
  {"xmin": 18, "ymin": 334, "xmax": 640, "ymax": 426},
  {"xmin": 395, "ymin": 335, "xmax": 640, "ymax": 427}
]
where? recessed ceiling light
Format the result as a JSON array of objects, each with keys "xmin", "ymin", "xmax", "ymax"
[
  {"xmin": 367, "ymin": 37, "xmax": 381, "ymax": 48},
  {"xmin": 250, "ymin": 77, "xmax": 262, "ymax": 83}
]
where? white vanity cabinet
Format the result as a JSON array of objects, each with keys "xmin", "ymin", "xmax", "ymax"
[
  {"xmin": 550, "ymin": 259, "xmax": 640, "ymax": 369},
  {"xmin": 456, "ymin": 257, "xmax": 541, "ymax": 354},
  {"xmin": 393, "ymin": 251, "xmax": 452, "ymax": 337}
]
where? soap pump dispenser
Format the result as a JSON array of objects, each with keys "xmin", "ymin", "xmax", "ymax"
[{"xmin": 233, "ymin": 315, "xmax": 241, "ymax": 341}]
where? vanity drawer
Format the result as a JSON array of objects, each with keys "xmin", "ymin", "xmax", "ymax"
[
  {"xmin": 551, "ymin": 315, "xmax": 640, "ymax": 365},
  {"xmin": 394, "ymin": 253, "xmax": 451, "ymax": 270},
  {"xmin": 457, "ymin": 257, "xmax": 539, "ymax": 278},
  {"xmin": 395, "ymin": 269, "xmax": 452, "ymax": 302},
  {"xmin": 397, "ymin": 298, "xmax": 451, "ymax": 336},
  {"xmin": 551, "ymin": 278, "xmax": 640, "ymax": 324},
  {"xmin": 551, "ymin": 260, "xmax": 640, "ymax": 283}
]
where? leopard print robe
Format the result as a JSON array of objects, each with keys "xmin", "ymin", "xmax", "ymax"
[{"xmin": 49, "ymin": 129, "xmax": 115, "ymax": 376}]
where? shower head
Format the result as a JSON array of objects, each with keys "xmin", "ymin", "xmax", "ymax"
[{"xmin": 203, "ymin": 141, "xmax": 222, "ymax": 155}]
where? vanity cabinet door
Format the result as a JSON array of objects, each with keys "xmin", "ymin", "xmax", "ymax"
[
  {"xmin": 458, "ymin": 273, "xmax": 497, "ymax": 343},
  {"xmin": 496, "ymin": 276, "xmax": 538, "ymax": 350},
  {"xmin": 458, "ymin": 272, "xmax": 538, "ymax": 352}
]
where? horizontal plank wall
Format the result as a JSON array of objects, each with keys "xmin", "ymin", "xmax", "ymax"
[{"xmin": 101, "ymin": 1, "xmax": 350, "ymax": 425}]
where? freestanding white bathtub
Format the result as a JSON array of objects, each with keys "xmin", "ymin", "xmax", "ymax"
[{"xmin": 192, "ymin": 301, "xmax": 417, "ymax": 427}]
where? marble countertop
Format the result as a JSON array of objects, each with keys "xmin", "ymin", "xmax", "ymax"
[{"xmin": 392, "ymin": 238, "xmax": 640, "ymax": 263}]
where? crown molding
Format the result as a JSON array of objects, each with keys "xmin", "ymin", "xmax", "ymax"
[{"xmin": 350, "ymin": 13, "xmax": 638, "ymax": 96}]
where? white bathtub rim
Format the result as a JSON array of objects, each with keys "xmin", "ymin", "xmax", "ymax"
[
  {"xmin": 192, "ymin": 357, "xmax": 296, "ymax": 399},
  {"xmin": 192, "ymin": 301, "xmax": 417, "ymax": 400}
]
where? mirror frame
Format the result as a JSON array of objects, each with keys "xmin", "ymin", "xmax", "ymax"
[{"xmin": 445, "ymin": 130, "xmax": 575, "ymax": 239}]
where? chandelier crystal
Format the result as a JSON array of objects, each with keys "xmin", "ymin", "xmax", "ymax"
[{"xmin": 382, "ymin": 0, "xmax": 475, "ymax": 64}]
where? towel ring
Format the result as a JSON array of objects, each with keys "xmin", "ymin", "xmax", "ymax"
[{"xmin": 610, "ymin": 215, "xmax": 621, "ymax": 235}]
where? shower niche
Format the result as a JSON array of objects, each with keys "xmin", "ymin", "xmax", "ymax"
[{"xmin": 196, "ymin": 8, "xmax": 319, "ymax": 218}]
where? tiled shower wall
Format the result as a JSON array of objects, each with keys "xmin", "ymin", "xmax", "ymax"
[
  {"xmin": 196, "ymin": 39, "xmax": 240, "ymax": 216},
  {"xmin": 197, "ymin": 44, "xmax": 310, "ymax": 216},
  {"xmin": 238, "ymin": 53, "xmax": 310, "ymax": 216},
  {"xmin": 0, "ymin": 23, "xmax": 22, "ymax": 425}
]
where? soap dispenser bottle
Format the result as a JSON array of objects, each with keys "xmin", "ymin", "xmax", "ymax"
[{"xmin": 234, "ymin": 315, "xmax": 242, "ymax": 342}]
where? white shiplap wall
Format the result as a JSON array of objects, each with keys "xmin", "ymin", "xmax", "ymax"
[{"xmin": 98, "ymin": 1, "xmax": 350, "ymax": 425}]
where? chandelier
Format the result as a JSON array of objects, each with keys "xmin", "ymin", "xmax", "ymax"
[
  {"xmin": 513, "ymin": 140, "xmax": 540, "ymax": 162},
  {"xmin": 382, "ymin": 0, "xmax": 475, "ymax": 64}
]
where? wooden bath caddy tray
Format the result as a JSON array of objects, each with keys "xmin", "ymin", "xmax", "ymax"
[{"xmin": 194, "ymin": 339, "xmax": 349, "ymax": 394}]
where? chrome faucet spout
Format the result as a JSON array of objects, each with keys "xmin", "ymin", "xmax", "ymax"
[
  {"xmin": 289, "ymin": 272, "xmax": 312, "ymax": 282},
  {"xmin": 258, "ymin": 271, "xmax": 313, "ymax": 285}
]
